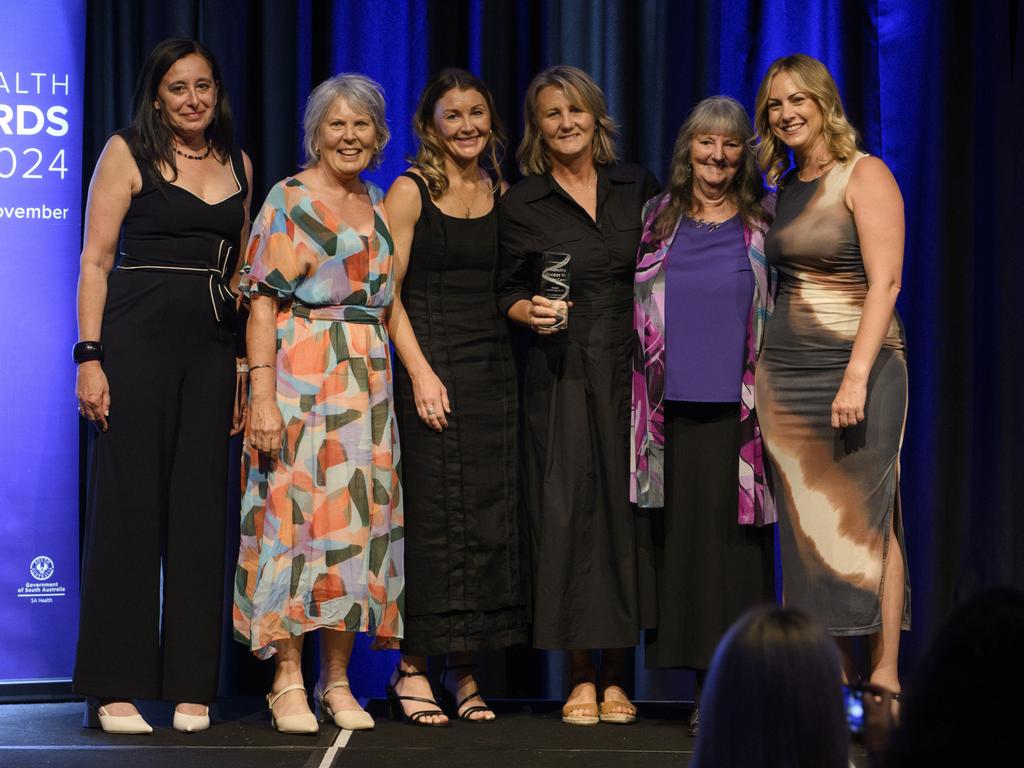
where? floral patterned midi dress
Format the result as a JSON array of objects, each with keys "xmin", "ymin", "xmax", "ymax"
[{"xmin": 233, "ymin": 177, "xmax": 405, "ymax": 659}]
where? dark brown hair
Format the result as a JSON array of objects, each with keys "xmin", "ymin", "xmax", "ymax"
[
  {"xmin": 692, "ymin": 606, "xmax": 848, "ymax": 768},
  {"xmin": 127, "ymin": 38, "xmax": 235, "ymax": 183}
]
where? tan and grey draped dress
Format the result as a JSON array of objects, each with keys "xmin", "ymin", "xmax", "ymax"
[{"xmin": 756, "ymin": 153, "xmax": 910, "ymax": 635}]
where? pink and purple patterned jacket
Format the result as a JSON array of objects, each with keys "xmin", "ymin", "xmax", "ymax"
[{"xmin": 629, "ymin": 193, "xmax": 777, "ymax": 526}]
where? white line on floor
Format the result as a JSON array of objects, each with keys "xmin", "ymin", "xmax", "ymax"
[
  {"xmin": 316, "ymin": 728, "xmax": 352, "ymax": 768},
  {"xmin": 314, "ymin": 697, "xmax": 362, "ymax": 768}
]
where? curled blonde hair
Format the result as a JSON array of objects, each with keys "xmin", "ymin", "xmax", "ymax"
[
  {"xmin": 753, "ymin": 54, "xmax": 860, "ymax": 187},
  {"xmin": 411, "ymin": 68, "xmax": 506, "ymax": 199},
  {"xmin": 516, "ymin": 65, "xmax": 620, "ymax": 176}
]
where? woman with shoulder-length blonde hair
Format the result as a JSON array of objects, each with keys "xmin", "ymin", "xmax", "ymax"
[
  {"xmin": 383, "ymin": 68, "xmax": 527, "ymax": 727},
  {"xmin": 498, "ymin": 64, "xmax": 659, "ymax": 727},
  {"xmin": 631, "ymin": 95, "xmax": 777, "ymax": 737},
  {"xmin": 752, "ymin": 53, "xmax": 910, "ymax": 705}
]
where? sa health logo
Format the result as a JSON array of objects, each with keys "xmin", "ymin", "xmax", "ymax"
[{"xmin": 29, "ymin": 555, "xmax": 55, "ymax": 581}]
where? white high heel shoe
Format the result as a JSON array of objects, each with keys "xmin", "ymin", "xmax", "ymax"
[
  {"xmin": 267, "ymin": 684, "xmax": 319, "ymax": 734},
  {"xmin": 173, "ymin": 704, "xmax": 210, "ymax": 733},
  {"xmin": 84, "ymin": 699, "xmax": 153, "ymax": 734},
  {"xmin": 315, "ymin": 680, "xmax": 374, "ymax": 731}
]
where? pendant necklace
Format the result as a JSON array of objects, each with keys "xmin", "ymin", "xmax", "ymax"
[{"xmin": 452, "ymin": 179, "xmax": 478, "ymax": 218}]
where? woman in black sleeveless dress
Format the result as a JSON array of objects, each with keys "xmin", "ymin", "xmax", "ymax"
[
  {"xmin": 72, "ymin": 39, "xmax": 252, "ymax": 734},
  {"xmin": 384, "ymin": 69, "xmax": 526, "ymax": 726}
]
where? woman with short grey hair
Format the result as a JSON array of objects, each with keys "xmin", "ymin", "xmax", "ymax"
[
  {"xmin": 302, "ymin": 73, "xmax": 390, "ymax": 169},
  {"xmin": 233, "ymin": 73, "xmax": 403, "ymax": 735}
]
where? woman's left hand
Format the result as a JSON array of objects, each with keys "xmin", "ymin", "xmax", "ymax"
[
  {"xmin": 832, "ymin": 372, "xmax": 867, "ymax": 428},
  {"xmin": 231, "ymin": 359, "xmax": 249, "ymax": 436}
]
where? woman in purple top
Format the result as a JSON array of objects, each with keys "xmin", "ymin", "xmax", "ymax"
[{"xmin": 631, "ymin": 96, "xmax": 776, "ymax": 735}]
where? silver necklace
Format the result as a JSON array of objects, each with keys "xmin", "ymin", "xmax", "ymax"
[{"xmin": 691, "ymin": 216, "xmax": 727, "ymax": 231}]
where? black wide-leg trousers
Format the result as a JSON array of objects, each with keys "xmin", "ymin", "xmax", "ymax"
[{"xmin": 73, "ymin": 272, "xmax": 235, "ymax": 702}]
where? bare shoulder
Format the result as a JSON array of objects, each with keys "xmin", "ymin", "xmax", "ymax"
[
  {"xmin": 848, "ymin": 155, "xmax": 901, "ymax": 211},
  {"xmin": 386, "ymin": 172, "xmax": 421, "ymax": 201},
  {"xmin": 850, "ymin": 155, "xmax": 898, "ymax": 188},
  {"xmin": 384, "ymin": 171, "xmax": 422, "ymax": 220},
  {"xmin": 95, "ymin": 133, "xmax": 141, "ymax": 193},
  {"xmin": 241, "ymin": 149, "xmax": 254, "ymax": 177},
  {"xmin": 99, "ymin": 133, "xmax": 135, "ymax": 169}
]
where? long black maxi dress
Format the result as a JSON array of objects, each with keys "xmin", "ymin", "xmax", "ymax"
[
  {"xmin": 394, "ymin": 172, "xmax": 528, "ymax": 656},
  {"xmin": 74, "ymin": 133, "xmax": 246, "ymax": 701},
  {"xmin": 498, "ymin": 164, "xmax": 659, "ymax": 650}
]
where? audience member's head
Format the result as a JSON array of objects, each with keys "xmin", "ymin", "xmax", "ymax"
[
  {"xmin": 886, "ymin": 587, "xmax": 1024, "ymax": 767},
  {"xmin": 692, "ymin": 605, "xmax": 848, "ymax": 768}
]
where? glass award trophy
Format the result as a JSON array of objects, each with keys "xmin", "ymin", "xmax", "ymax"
[{"xmin": 540, "ymin": 251, "xmax": 571, "ymax": 330}]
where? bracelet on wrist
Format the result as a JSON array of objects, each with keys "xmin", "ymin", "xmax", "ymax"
[
  {"xmin": 73, "ymin": 340, "xmax": 104, "ymax": 364},
  {"xmin": 249, "ymin": 363, "xmax": 274, "ymax": 372}
]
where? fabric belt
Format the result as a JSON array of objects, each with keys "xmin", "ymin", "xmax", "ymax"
[
  {"xmin": 290, "ymin": 302, "xmax": 386, "ymax": 324},
  {"xmin": 117, "ymin": 239, "xmax": 236, "ymax": 323}
]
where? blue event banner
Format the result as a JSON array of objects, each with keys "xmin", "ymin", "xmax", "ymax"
[{"xmin": 0, "ymin": 0, "xmax": 85, "ymax": 683}]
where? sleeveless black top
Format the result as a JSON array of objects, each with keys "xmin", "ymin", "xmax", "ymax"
[
  {"xmin": 114, "ymin": 129, "xmax": 248, "ymax": 325},
  {"xmin": 393, "ymin": 172, "xmax": 524, "ymax": 626}
]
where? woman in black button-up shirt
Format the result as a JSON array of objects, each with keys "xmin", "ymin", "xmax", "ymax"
[{"xmin": 498, "ymin": 65, "xmax": 658, "ymax": 726}]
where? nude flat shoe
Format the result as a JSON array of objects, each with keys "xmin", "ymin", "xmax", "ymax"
[
  {"xmin": 599, "ymin": 699, "xmax": 637, "ymax": 725},
  {"xmin": 561, "ymin": 701, "xmax": 600, "ymax": 726}
]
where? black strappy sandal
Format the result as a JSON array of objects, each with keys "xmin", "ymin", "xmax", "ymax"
[
  {"xmin": 386, "ymin": 669, "xmax": 451, "ymax": 727},
  {"xmin": 441, "ymin": 664, "xmax": 495, "ymax": 723}
]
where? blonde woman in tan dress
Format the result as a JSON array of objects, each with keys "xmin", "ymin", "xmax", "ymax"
[{"xmin": 753, "ymin": 54, "xmax": 910, "ymax": 702}]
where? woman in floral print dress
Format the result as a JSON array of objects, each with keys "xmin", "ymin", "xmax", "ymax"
[{"xmin": 233, "ymin": 73, "xmax": 403, "ymax": 734}]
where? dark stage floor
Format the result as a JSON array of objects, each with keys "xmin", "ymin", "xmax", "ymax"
[{"xmin": 0, "ymin": 698, "xmax": 871, "ymax": 767}]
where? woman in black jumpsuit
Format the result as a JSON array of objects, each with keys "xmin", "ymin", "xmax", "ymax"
[{"xmin": 72, "ymin": 39, "xmax": 252, "ymax": 734}]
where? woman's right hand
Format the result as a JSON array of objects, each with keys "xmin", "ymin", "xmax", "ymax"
[
  {"xmin": 411, "ymin": 368, "xmax": 450, "ymax": 432},
  {"xmin": 248, "ymin": 396, "xmax": 284, "ymax": 454},
  {"xmin": 528, "ymin": 295, "xmax": 570, "ymax": 335},
  {"xmin": 76, "ymin": 361, "xmax": 110, "ymax": 431}
]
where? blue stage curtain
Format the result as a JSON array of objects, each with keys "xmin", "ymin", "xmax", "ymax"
[{"xmin": 80, "ymin": 0, "xmax": 1021, "ymax": 701}]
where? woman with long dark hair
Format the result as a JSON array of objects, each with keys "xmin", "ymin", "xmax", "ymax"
[
  {"xmin": 383, "ymin": 68, "xmax": 526, "ymax": 726},
  {"xmin": 73, "ymin": 38, "xmax": 252, "ymax": 734}
]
